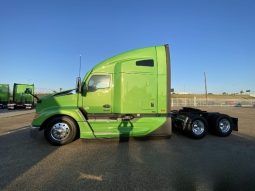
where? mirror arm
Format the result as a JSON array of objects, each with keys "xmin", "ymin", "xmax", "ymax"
[
  {"xmin": 25, "ymin": 88, "xmax": 40, "ymax": 101},
  {"xmin": 31, "ymin": 94, "xmax": 40, "ymax": 102}
]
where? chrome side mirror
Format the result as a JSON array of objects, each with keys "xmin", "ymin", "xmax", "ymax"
[{"xmin": 25, "ymin": 88, "xmax": 32, "ymax": 94}]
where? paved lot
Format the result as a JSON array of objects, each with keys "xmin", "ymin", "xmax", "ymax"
[
  {"xmin": 0, "ymin": 109, "xmax": 35, "ymax": 135},
  {"xmin": 0, "ymin": 107, "xmax": 255, "ymax": 191},
  {"xmin": 0, "ymin": 109, "xmax": 35, "ymax": 116}
]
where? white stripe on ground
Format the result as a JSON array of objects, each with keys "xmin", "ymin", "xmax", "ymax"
[
  {"xmin": 0, "ymin": 126, "xmax": 30, "ymax": 136},
  {"xmin": 78, "ymin": 172, "xmax": 103, "ymax": 181},
  {"xmin": 0, "ymin": 109, "xmax": 35, "ymax": 119}
]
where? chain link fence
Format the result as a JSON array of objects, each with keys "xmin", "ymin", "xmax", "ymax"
[{"xmin": 171, "ymin": 97, "xmax": 255, "ymax": 107}]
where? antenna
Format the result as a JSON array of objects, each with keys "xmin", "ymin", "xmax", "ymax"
[
  {"xmin": 204, "ymin": 72, "xmax": 208, "ymax": 105},
  {"xmin": 76, "ymin": 54, "xmax": 82, "ymax": 95},
  {"xmin": 79, "ymin": 54, "xmax": 82, "ymax": 78}
]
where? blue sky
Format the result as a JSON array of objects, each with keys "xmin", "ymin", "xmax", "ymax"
[{"xmin": 1, "ymin": 0, "xmax": 255, "ymax": 93}]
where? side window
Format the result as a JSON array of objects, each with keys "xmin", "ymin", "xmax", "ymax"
[
  {"xmin": 88, "ymin": 75, "xmax": 110, "ymax": 92},
  {"xmin": 136, "ymin": 59, "xmax": 154, "ymax": 67}
]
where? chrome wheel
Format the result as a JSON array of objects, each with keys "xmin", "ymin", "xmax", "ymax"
[
  {"xmin": 219, "ymin": 119, "xmax": 231, "ymax": 133},
  {"xmin": 50, "ymin": 122, "xmax": 70, "ymax": 141},
  {"xmin": 191, "ymin": 120, "xmax": 205, "ymax": 136}
]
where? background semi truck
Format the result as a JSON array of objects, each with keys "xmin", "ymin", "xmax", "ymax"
[
  {"xmin": 0, "ymin": 84, "xmax": 10, "ymax": 109},
  {"xmin": 30, "ymin": 44, "xmax": 237, "ymax": 145},
  {"xmin": 8, "ymin": 83, "xmax": 35, "ymax": 110}
]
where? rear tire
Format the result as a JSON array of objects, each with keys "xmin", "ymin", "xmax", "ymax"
[
  {"xmin": 187, "ymin": 117, "xmax": 208, "ymax": 139},
  {"xmin": 214, "ymin": 115, "xmax": 233, "ymax": 137},
  {"xmin": 44, "ymin": 116, "xmax": 77, "ymax": 146}
]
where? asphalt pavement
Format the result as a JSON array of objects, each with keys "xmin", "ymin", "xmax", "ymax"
[
  {"xmin": 1, "ymin": 128, "xmax": 255, "ymax": 191},
  {"xmin": 1, "ymin": 108, "xmax": 255, "ymax": 191},
  {"xmin": 0, "ymin": 109, "xmax": 35, "ymax": 118}
]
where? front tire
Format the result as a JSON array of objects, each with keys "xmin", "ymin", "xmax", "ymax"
[{"xmin": 44, "ymin": 116, "xmax": 78, "ymax": 146}]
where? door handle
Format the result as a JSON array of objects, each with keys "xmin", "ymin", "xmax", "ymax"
[{"xmin": 103, "ymin": 104, "xmax": 111, "ymax": 108}]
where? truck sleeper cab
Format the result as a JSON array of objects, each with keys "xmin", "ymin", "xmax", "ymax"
[
  {"xmin": 0, "ymin": 84, "xmax": 9, "ymax": 109},
  {"xmin": 32, "ymin": 45, "xmax": 172, "ymax": 145},
  {"xmin": 8, "ymin": 83, "xmax": 35, "ymax": 110}
]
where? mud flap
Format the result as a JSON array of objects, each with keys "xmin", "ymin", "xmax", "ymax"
[{"xmin": 232, "ymin": 117, "xmax": 238, "ymax": 131}]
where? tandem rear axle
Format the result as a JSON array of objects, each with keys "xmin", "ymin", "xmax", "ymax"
[{"xmin": 172, "ymin": 107, "xmax": 238, "ymax": 138}]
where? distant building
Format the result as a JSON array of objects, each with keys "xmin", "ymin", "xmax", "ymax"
[{"xmin": 175, "ymin": 92, "xmax": 190, "ymax": 95}]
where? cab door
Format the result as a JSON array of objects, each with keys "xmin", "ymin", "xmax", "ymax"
[
  {"xmin": 83, "ymin": 74, "xmax": 112, "ymax": 113},
  {"xmin": 82, "ymin": 74, "xmax": 120, "ymax": 137}
]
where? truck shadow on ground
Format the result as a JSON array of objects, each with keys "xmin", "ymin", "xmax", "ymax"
[
  {"xmin": 78, "ymin": 132, "xmax": 255, "ymax": 191},
  {"xmin": 118, "ymin": 120, "xmax": 133, "ymax": 143},
  {"xmin": 0, "ymin": 128, "xmax": 58, "ymax": 190},
  {"xmin": 2, "ymin": 128, "xmax": 255, "ymax": 191}
]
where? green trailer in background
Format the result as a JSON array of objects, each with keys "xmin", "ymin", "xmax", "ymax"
[
  {"xmin": 8, "ymin": 83, "xmax": 35, "ymax": 110},
  {"xmin": 0, "ymin": 84, "xmax": 10, "ymax": 109}
]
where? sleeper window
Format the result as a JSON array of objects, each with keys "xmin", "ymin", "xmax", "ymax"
[{"xmin": 136, "ymin": 59, "xmax": 154, "ymax": 67}]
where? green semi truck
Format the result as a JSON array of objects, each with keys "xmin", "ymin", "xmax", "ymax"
[
  {"xmin": 30, "ymin": 45, "xmax": 238, "ymax": 145},
  {"xmin": 0, "ymin": 84, "xmax": 10, "ymax": 109},
  {"xmin": 8, "ymin": 83, "xmax": 35, "ymax": 109}
]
